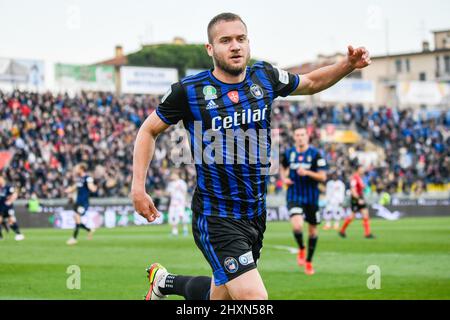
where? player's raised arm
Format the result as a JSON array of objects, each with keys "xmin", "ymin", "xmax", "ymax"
[{"xmin": 291, "ymin": 45, "xmax": 371, "ymax": 95}]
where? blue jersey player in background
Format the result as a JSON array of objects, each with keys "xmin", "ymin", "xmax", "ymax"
[
  {"xmin": 0, "ymin": 175, "xmax": 25, "ymax": 241},
  {"xmin": 281, "ymin": 127, "xmax": 327, "ymax": 275},
  {"xmin": 65, "ymin": 163, "xmax": 97, "ymax": 245},
  {"xmin": 131, "ymin": 12, "xmax": 371, "ymax": 300}
]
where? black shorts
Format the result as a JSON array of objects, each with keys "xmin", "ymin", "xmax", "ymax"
[
  {"xmin": 73, "ymin": 204, "xmax": 88, "ymax": 216},
  {"xmin": 287, "ymin": 203, "xmax": 321, "ymax": 225},
  {"xmin": 192, "ymin": 212, "xmax": 266, "ymax": 286},
  {"xmin": 351, "ymin": 197, "xmax": 367, "ymax": 213},
  {"xmin": 0, "ymin": 206, "xmax": 15, "ymax": 219}
]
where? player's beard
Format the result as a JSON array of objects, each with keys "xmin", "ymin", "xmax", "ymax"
[{"xmin": 213, "ymin": 51, "xmax": 250, "ymax": 77}]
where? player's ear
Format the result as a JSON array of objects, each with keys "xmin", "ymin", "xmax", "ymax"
[{"xmin": 205, "ymin": 43, "xmax": 213, "ymax": 57}]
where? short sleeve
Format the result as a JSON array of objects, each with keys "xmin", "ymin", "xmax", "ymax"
[
  {"xmin": 86, "ymin": 176, "xmax": 94, "ymax": 184},
  {"xmin": 9, "ymin": 187, "xmax": 15, "ymax": 194},
  {"xmin": 314, "ymin": 152, "xmax": 328, "ymax": 171},
  {"xmin": 156, "ymin": 82, "xmax": 190, "ymax": 125},
  {"xmin": 263, "ymin": 62, "xmax": 300, "ymax": 98}
]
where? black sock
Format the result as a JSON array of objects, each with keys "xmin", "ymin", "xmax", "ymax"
[
  {"xmin": 73, "ymin": 224, "xmax": 80, "ymax": 239},
  {"xmin": 80, "ymin": 223, "xmax": 91, "ymax": 232},
  {"xmin": 159, "ymin": 275, "xmax": 211, "ymax": 300},
  {"xmin": 10, "ymin": 223, "xmax": 21, "ymax": 235},
  {"xmin": 307, "ymin": 236, "xmax": 318, "ymax": 262},
  {"xmin": 0, "ymin": 223, "xmax": 3, "ymax": 238},
  {"xmin": 294, "ymin": 231, "xmax": 305, "ymax": 249}
]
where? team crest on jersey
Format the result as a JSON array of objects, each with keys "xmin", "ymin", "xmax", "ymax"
[
  {"xmin": 250, "ymin": 84, "xmax": 264, "ymax": 99},
  {"xmin": 203, "ymin": 85, "xmax": 217, "ymax": 100},
  {"xmin": 307, "ymin": 156, "xmax": 312, "ymax": 162},
  {"xmin": 227, "ymin": 91, "xmax": 239, "ymax": 104},
  {"xmin": 290, "ymin": 152, "xmax": 296, "ymax": 162},
  {"xmin": 224, "ymin": 257, "xmax": 239, "ymax": 273}
]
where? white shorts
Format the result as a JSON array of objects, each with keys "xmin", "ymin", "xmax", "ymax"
[
  {"xmin": 168, "ymin": 206, "xmax": 188, "ymax": 225},
  {"xmin": 323, "ymin": 205, "xmax": 345, "ymax": 220}
]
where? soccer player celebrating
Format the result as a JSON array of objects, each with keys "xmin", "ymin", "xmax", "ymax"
[
  {"xmin": 323, "ymin": 170, "xmax": 346, "ymax": 230},
  {"xmin": 280, "ymin": 128, "xmax": 327, "ymax": 275},
  {"xmin": 0, "ymin": 176, "xmax": 25, "ymax": 241},
  {"xmin": 166, "ymin": 171, "xmax": 189, "ymax": 236},
  {"xmin": 65, "ymin": 163, "xmax": 97, "ymax": 245},
  {"xmin": 339, "ymin": 164, "xmax": 375, "ymax": 239},
  {"xmin": 131, "ymin": 12, "xmax": 371, "ymax": 300}
]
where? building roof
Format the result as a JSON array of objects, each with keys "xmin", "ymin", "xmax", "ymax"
[
  {"xmin": 95, "ymin": 56, "xmax": 128, "ymax": 67},
  {"xmin": 371, "ymin": 48, "xmax": 450, "ymax": 60},
  {"xmin": 432, "ymin": 29, "xmax": 450, "ymax": 34}
]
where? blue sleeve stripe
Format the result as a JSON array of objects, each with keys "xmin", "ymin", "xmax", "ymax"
[
  {"xmin": 288, "ymin": 74, "xmax": 300, "ymax": 95},
  {"xmin": 155, "ymin": 108, "xmax": 174, "ymax": 125}
]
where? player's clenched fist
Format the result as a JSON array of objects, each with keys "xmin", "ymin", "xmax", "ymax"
[
  {"xmin": 131, "ymin": 191, "xmax": 160, "ymax": 223},
  {"xmin": 347, "ymin": 45, "xmax": 371, "ymax": 69}
]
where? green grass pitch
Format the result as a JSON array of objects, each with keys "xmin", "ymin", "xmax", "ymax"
[{"xmin": 1, "ymin": 216, "xmax": 449, "ymax": 300}]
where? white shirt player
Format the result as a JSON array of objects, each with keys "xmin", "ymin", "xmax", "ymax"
[
  {"xmin": 323, "ymin": 179, "xmax": 346, "ymax": 228},
  {"xmin": 167, "ymin": 179, "xmax": 188, "ymax": 233},
  {"xmin": 326, "ymin": 179, "xmax": 346, "ymax": 206},
  {"xmin": 167, "ymin": 179, "xmax": 188, "ymax": 209}
]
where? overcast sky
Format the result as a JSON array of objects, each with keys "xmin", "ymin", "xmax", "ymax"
[{"xmin": 1, "ymin": 0, "xmax": 449, "ymax": 67}]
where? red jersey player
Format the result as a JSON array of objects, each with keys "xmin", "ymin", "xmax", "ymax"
[{"xmin": 339, "ymin": 164, "xmax": 375, "ymax": 239}]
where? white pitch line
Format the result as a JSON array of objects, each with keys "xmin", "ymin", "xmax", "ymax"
[{"xmin": 265, "ymin": 245, "xmax": 298, "ymax": 254}]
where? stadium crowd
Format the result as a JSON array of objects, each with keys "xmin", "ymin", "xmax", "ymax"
[
  {"xmin": 0, "ymin": 90, "xmax": 448, "ymax": 200},
  {"xmin": 273, "ymin": 102, "xmax": 449, "ymax": 195}
]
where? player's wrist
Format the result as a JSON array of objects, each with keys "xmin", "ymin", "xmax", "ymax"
[
  {"xmin": 342, "ymin": 58, "xmax": 356, "ymax": 73},
  {"xmin": 130, "ymin": 187, "xmax": 147, "ymax": 198}
]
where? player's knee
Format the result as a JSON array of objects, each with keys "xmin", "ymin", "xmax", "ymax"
[
  {"xmin": 293, "ymin": 226, "xmax": 303, "ymax": 233},
  {"xmin": 292, "ymin": 222, "xmax": 303, "ymax": 232},
  {"xmin": 233, "ymin": 287, "xmax": 268, "ymax": 300},
  {"xmin": 309, "ymin": 227, "xmax": 318, "ymax": 237}
]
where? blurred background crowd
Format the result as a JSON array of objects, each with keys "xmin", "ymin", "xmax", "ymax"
[{"xmin": 1, "ymin": 90, "xmax": 448, "ymax": 200}]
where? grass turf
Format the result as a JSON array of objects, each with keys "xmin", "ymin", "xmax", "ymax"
[{"xmin": 0, "ymin": 216, "xmax": 449, "ymax": 300}]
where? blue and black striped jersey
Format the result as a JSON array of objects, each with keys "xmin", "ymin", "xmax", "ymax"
[
  {"xmin": 282, "ymin": 146, "xmax": 327, "ymax": 206},
  {"xmin": 156, "ymin": 61, "xmax": 300, "ymax": 219},
  {"xmin": 0, "ymin": 185, "xmax": 15, "ymax": 208},
  {"xmin": 76, "ymin": 175, "xmax": 94, "ymax": 208}
]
